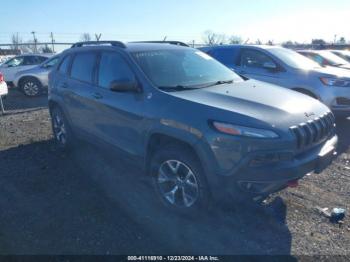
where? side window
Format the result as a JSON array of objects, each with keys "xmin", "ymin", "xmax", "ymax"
[
  {"xmin": 98, "ymin": 52, "xmax": 135, "ymax": 88},
  {"xmin": 5, "ymin": 57, "xmax": 24, "ymax": 67},
  {"xmin": 44, "ymin": 57, "xmax": 60, "ymax": 68},
  {"xmin": 212, "ymin": 48, "xmax": 239, "ymax": 66},
  {"xmin": 58, "ymin": 55, "xmax": 71, "ymax": 74},
  {"xmin": 240, "ymin": 50, "xmax": 275, "ymax": 69},
  {"xmin": 313, "ymin": 54, "xmax": 327, "ymax": 66},
  {"xmin": 23, "ymin": 56, "xmax": 37, "ymax": 65},
  {"xmin": 71, "ymin": 53, "xmax": 97, "ymax": 83},
  {"xmin": 37, "ymin": 56, "xmax": 48, "ymax": 63}
]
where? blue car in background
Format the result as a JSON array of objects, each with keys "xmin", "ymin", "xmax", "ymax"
[{"xmin": 200, "ymin": 45, "xmax": 350, "ymax": 118}]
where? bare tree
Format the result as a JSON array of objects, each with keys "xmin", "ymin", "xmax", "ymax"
[
  {"xmin": 311, "ymin": 39, "xmax": 326, "ymax": 45},
  {"xmin": 266, "ymin": 40, "xmax": 274, "ymax": 45},
  {"xmin": 228, "ymin": 35, "xmax": 242, "ymax": 44},
  {"xmin": 338, "ymin": 37, "xmax": 346, "ymax": 44},
  {"xmin": 11, "ymin": 33, "xmax": 22, "ymax": 50},
  {"xmin": 40, "ymin": 44, "xmax": 53, "ymax": 53},
  {"xmin": 202, "ymin": 30, "xmax": 226, "ymax": 46},
  {"xmin": 81, "ymin": 33, "xmax": 92, "ymax": 42}
]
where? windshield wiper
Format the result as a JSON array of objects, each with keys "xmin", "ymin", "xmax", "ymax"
[
  {"xmin": 158, "ymin": 85, "xmax": 199, "ymax": 91},
  {"xmin": 202, "ymin": 79, "xmax": 235, "ymax": 88}
]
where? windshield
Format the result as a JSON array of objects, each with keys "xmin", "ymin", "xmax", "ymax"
[
  {"xmin": 42, "ymin": 56, "xmax": 60, "ymax": 67},
  {"xmin": 318, "ymin": 51, "xmax": 349, "ymax": 66},
  {"xmin": 268, "ymin": 47, "xmax": 320, "ymax": 70},
  {"xmin": 5, "ymin": 57, "xmax": 24, "ymax": 67},
  {"xmin": 132, "ymin": 49, "xmax": 241, "ymax": 89}
]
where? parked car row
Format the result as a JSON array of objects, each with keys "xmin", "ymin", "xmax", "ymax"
[
  {"xmin": 47, "ymin": 41, "xmax": 338, "ymax": 213},
  {"xmin": 0, "ymin": 53, "xmax": 56, "ymax": 96},
  {"xmin": 200, "ymin": 45, "xmax": 350, "ymax": 118}
]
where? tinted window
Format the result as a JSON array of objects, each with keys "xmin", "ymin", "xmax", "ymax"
[
  {"xmin": 268, "ymin": 47, "xmax": 319, "ymax": 70},
  {"xmin": 71, "ymin": 53, "xmax": 96, "ymax": 83},
  {"xmin": 211, "ymin": 48, "xmax": 239, "ymax": 66},
  {"xmin": 58, "ymin": 55, "xmax": 71, "ymax": 74},
  {"xmin": 43, "ymin": 56, "xmax": 60, "ymax": 67},
  {"xmin": 98, "ymin": 52, "xmax": 135, "ymax": 88},
  {"xmin": 240, "ymin": 50, "xmax": 275, "ymax": 69},
  {"xmin": 37, "ymin": 56, "xmax": 48, "ymax": 63},
  {"xmin": 5, "ymin": 56, "xmax": 24, "ymax": 67},
  {"xmin": 23, "ymin": 56, "xmax": 44, "ymax": 65}
]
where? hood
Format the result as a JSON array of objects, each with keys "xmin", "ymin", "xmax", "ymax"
[
  {"xmin": 170, "ymin": 80, "xmax": 330, "ymax": 129},
  {"xmin": 309, "ymin": 65, "xmax": 350, "ymax": 79}
]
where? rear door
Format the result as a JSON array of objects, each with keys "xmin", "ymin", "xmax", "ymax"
[
  {"xmin": 61, "ymin": 51, "xmax": 101, "ymax": 136},
  {"xmin": 236, "ymin": 48, "xmax": 285, "ymax": 85},
  {"xmin": 20, "ymin": 55, "xmax": 46, "ymax": 72}
]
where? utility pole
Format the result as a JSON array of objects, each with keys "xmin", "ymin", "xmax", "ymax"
[
  {"xmin": 31, "ymin": 31, "xmax": 37, "ymax": 53},
  {"xmin": 50, "ymin": 32, "xmax": 55, "ymax": 53},
  {"xmin": 95, "ymin": 33, "xmax": 102, "ymax": 41}
]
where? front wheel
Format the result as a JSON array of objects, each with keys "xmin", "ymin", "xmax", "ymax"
[{"xmin": 150, "ymin": 144, "xmax": 210, "ymax": 214}]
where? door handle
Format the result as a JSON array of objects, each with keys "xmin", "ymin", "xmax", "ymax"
[
  {"xmin": 92, "ymin": 92, "xmax": 103, "ymax": 99},
  {"xmin": 60, "ymin": 82, "xmax": 68, "ymax": 89}
]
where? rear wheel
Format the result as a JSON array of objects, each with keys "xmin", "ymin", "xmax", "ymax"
[
  {"xmin": 50, "ymin": 106, "xmax": 74, "ymax": 150},
  {"xmin": 150, "ymin": 144, "xmax": 210, "ymax": 214},
  {"xmin": 20, "ymin": 77, "xmax": 42, "ymax": 97}
]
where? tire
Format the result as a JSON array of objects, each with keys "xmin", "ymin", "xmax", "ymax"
[
  {"xmin": 20, "ymin": 77, "xmax": 42, "ymax": 97},
  {"xmin": 50, "ymin": 106, "xmax": 74, "ymax": 150},
  {"xmin": 149, "ymin": 144, "xmax": 210, "ymax": 215}
]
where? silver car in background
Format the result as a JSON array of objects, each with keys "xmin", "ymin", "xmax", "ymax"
[
  {"xmin": 297, "ymin": 50, "xmax": 350, "ymax": 70},
  {"xmin": 13, "ymin": 55, "xmax": 60, "ymax": 96},
  {"xmin": 200, "ymin": 45, "xmax": 350, "ymax": 118},
  {"xmin": 331, "ymin": 50, "xmax": 350, "ymax": 63},
  {"xmin": 0, "ymin": 54, "xmax": 52, "ymax": 84}
]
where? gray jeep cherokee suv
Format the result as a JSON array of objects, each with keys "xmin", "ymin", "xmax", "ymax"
[{"xmin": 48, "ymin": 41, "xmax": 337, "ymax": 212}]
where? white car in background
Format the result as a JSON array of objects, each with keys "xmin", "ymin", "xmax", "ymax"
[
  {"xmin": 0, "ymin": 54, "xmax": 53, "ymax": 84},
  {"xmin": 0, "ymin": 72, "xmax": 8, "ymax": 96}
]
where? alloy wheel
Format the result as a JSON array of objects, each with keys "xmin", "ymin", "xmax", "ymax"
[
  {"xmin": 157, "ymin": 160, "xmax": 199, "ymax": 208},
  {"xmin": 23, "ymin": 81, "xmax": 39, "ymax": 96},
  {"xmin": 52, "ymin": 112, "xmax": 67, "ymax": 145}
]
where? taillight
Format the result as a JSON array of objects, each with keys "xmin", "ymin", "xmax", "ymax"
[{"xmin": 0, "ymin": 72, "xmax": 4, "ymax": 82}]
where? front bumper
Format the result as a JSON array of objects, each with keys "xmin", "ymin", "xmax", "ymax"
[
  {"xmin": 210, "ymin": 135, "xmax": 338, "ymax": 199},
  {"xmin": 318, "ymin": 86, "xmax": 350, "ymax": 116}
]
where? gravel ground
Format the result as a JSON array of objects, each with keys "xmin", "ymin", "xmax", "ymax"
[{"xmin": 0, "ymin": 89, "xmax": 349, "ymax": 257}]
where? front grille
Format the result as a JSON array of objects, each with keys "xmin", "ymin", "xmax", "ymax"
[
  {"xmin": 290, "ymin": 112, "xmax": 335, "ymax": 149},
  {"xmin": 336, "ymin": 97, "xmax": 350, "ymax": 106}
]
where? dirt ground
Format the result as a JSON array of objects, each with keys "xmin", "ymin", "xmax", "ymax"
[{"xmin": 0, "ymin": 89, "xmax": 349, "ymax": 257}]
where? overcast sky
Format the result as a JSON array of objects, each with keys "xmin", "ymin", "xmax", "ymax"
[{"xmin": 1, "ymin": 0, "xmax": 350, "ymax": 45}]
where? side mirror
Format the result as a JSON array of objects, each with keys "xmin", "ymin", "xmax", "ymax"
[
  {"xmin": 109, "ymin": 79, "xmax": 140, "ymax": 93},
  {"xmin": 263, "ymin": 61, "xmax": 277, "ymax": 71}
]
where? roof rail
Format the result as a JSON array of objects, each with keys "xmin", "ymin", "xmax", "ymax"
[
  {"xmin": 71, "ymin": 41, "xmax": 126, "ymax": 48},
  {"xmin": 131, "ymin": 41, "xmax": 189, "ymax": 47}
]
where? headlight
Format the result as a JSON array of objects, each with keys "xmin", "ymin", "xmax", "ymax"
[
  {"xmin": 320, "ymin": 77, "xmax": 350, "ymax": 87},
  {"xmin": 212, "ymin": 121, "xmax": 279, "ymax": 138}
]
